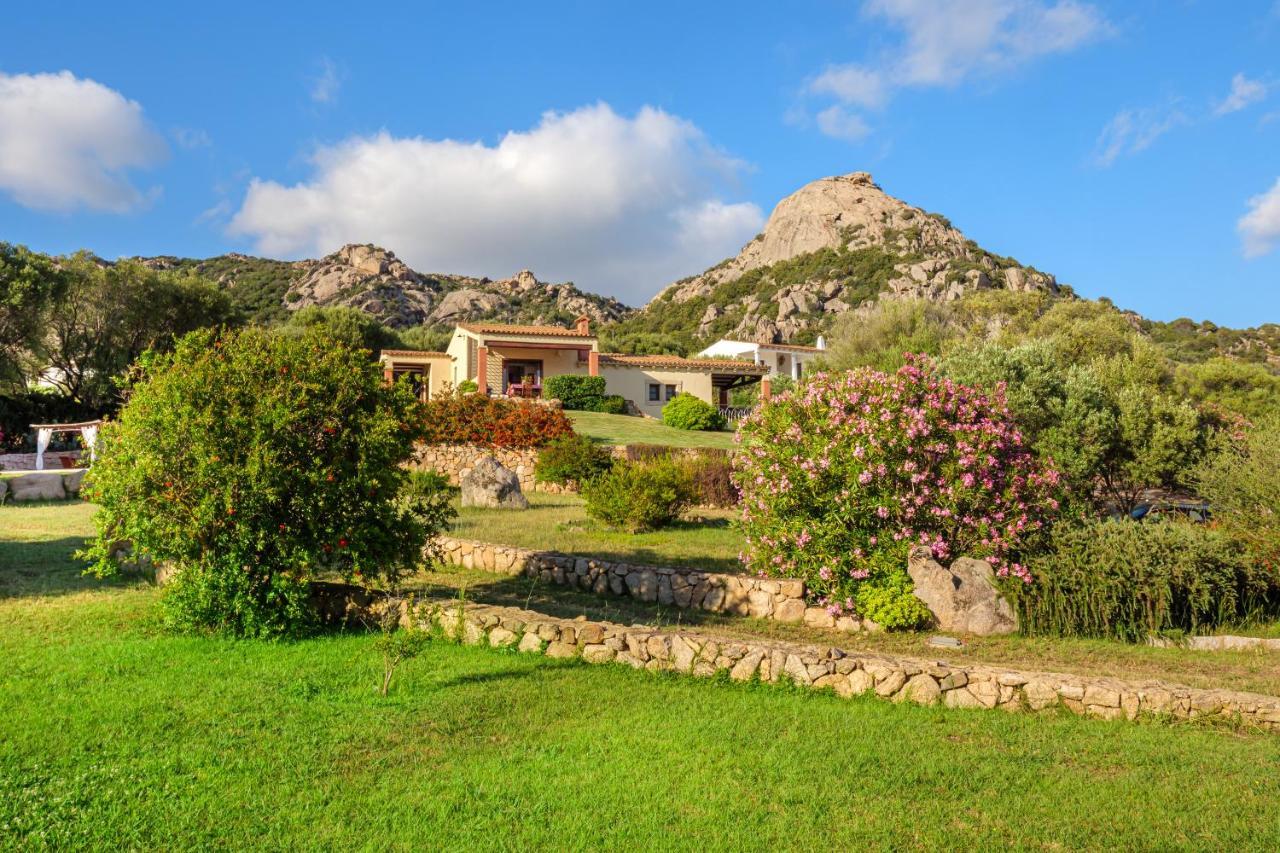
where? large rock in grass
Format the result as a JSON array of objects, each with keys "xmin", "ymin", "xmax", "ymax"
[
  {"xmin": 460, "ymin": 456, "xmax": 528, "ymax": 510},
  {"xmin": 0, "ymin": 478, "xmax": 7, "ymax": 504},
  {"xmin": 8, "ymin": 472, "xmax": 67, "ymax": 502},
  {"xmin": 907, "ymin": 546, "xmax": 1018, "ymax": 636},
  {"xmin": 63, "ymin": 469, "xmax": 87, "ymax": 498}
]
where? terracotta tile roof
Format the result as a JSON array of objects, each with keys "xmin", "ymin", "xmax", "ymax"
[
  {"xmin": 458, "ymin": 322, "xmax": 595, "ymax": 338},
  {"xmin": 598, "ymin": 353, "xmax": 768, "ymax": 374},
  {"xmin": 379, "ymin": 349, "xmax": 452, "ymax": 358}
]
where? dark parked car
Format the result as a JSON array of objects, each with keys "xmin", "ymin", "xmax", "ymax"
[{"xmin": 1129, "ymin": 501, "xmax": 1212, "ymax": 523}]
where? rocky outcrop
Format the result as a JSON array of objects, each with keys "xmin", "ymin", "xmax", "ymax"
[
  {"xmin": 460, "ymin": 457, "xmax": 528, "ymax": 510},
  {"xmin": 642, "ymin": 171, "xmax": 1060, "ymax": 346},
  {"xmin": 907, "ymin": 546, "xmax": 1018, "ymax": 636}
]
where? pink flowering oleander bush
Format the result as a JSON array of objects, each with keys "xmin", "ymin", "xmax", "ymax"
[{"xmin": 733, "ymin": 356, "xmax": 1063, "ymax": 629}]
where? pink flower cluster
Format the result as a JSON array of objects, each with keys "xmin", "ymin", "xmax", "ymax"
[{"xmin": 733, "ymin": 355, "xmax": 1063, "ymax": 610}]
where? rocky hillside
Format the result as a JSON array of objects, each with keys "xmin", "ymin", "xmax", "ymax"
[
  {"xmin": 139, "ymin": 244, "xmax": 631, "ymax": 331},
  {"xmin": 626, "ymin": 171, "xmax": 1060, "ymax": 348}
]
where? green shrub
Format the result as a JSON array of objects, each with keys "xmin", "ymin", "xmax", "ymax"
[
  {"xmin": 455, "ymin": 379, "xmax": 478, "ymax": 395},
  {"xmin": 543, "ymin": 374, "xmax": 607, "ymax": 410},
  {"xmin": 662, "ymin": 392, "xmax": 725, "ymax": 431},
  {"xmin": 677, "ymin": 451, "xmax": 737, "ymax": 508},
  {"xmin": 80, "ymin": 327, "xmax": 455, "ymax": 638},
  {"xmin": 592, "ymin": 394, "xmax": 627, "ymax": 414},
  {"xmin": 581, "ymin": 458, "xmax": 693, "ymax": 532},
  {"xmin": 1195, "ymin": 416, "xmax": 1280, "ymax": 576},
  {"xmin": 1014, "ymin": 519, "xmax": 1275, "ymax": 641},
  {"xmin": 535, "ymin": 434, "xmax": 614, "ymax": 486}
]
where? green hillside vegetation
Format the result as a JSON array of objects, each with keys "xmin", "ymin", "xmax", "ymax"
[{"xmin": 146, "ymin": 254, "xmax": 303, "ymax": 325}]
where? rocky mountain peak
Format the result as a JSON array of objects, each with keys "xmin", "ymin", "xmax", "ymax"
[{"xmin": 643, "ymin": 171, "xmax": 1060, "ymax": 345}]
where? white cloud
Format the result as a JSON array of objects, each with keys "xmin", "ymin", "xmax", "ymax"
[
  {"xmin": 229, "ymin": 103, "xmax": 764, "ymax": 303},
  {"xmin": 1092, "ymin": 105, "xmax": 1188, "ymax": 167},
  {"xmin": 172, "ymin": 127, "xmax": 212, "ymax": 149},
  {"xmin": 0, "ymin": 70, "xmax": 167, "ymax": 212},
  {"xmin": 1239, "ymin": 177, "xmax": 1280, "ymax": 258},
  {"xmin": 808, "ymin": 66, "xmax": 888, "ymax": 109},
  {"xmin": 805, "ymin": 1, "xmax": 1110, "ymax": 139},
  {"xmin": 815, "ymin": 105, "xmax": 873, "ymax": 141},
  {"xmin": 1214, "ymin": 73, "xmax": 1269, "ymax": 116},
  {"xmin": 310, "ymin": 57, "xmax": 341, "ymax": 104}
]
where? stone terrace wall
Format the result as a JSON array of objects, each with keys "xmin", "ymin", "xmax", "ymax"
[
  {"xmin": 433, "ymin": 535, "xmax": 861, "ymax": 631},
  {"xmin": 0, "ymin": 451, "xmax": 85, "ymax": 471},
  {"xmin": 411, "ymin": 444, "xmax": 571, "ymax": 494},
  {"xmin": 408, "ymin": 598, "xmax": 1280, "ymax": 732}
]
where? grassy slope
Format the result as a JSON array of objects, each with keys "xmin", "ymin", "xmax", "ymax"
[
  {"xmin": 450, "ymin": 492, "xmax": 742, "ymax": 573},
  {"xmin": 568, "ymin": 410, "xmax": 736, "ymax": 449},
  {"xmin": 3, "ymin": 506, "xmax": 1280, "ymax": 848}
]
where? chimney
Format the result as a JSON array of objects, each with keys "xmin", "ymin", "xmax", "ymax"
[
  {"xmin": 816, "ymin": 335, "xmax": 826, "ymax": 350},
  {"xmin": 575, "ymin": 315, "xmax": 591, "ymax": 336}
]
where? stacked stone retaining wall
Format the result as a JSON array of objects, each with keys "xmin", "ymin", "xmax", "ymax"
[
  {"xmin": 410, "ymin": 444, "xmax": 572, "ymax": 494},
  {"xmin": 0, "ymin": 451, "xmax": 85, "ymax": 471},
  {"xmin": 434, "ymin": 535, "xmax": 862, "ymax": 631},
  {"xmin": 404, "ymin": 598, "xmax": 1280, "ymax": 732}
]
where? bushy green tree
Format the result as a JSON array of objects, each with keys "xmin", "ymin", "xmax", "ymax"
[
  {"xmin": 282, "ymin": 305, "xmax": 399, "ymax": 355},
  {"xmin": 819, "ymin": 299, "xmax": 955, "ymax": 373},
  {"xmin": 543, "ymin": 374, "xmax": 607, "ymax": 409},
  {"xmin": 0, "ymin": 243, "xmax": 67, "ymax": 389},
  {"xmin": 581, "ymin": 458, "xmax": 693, "ymax": 532},
  {"xmin": 43, "ymin": 254, "xmax": 239, "ymax": 408},
  {"xmin": 1174, "ymin": 357, "xmax": 1280, "ymax": 423},
  {"xmin": 82, "ymin": 326, "xmax": 452, "ymax": 638},
  {"xmin": 944, "ymin": 341, "xmax": 1207, "ymax": 512},
  {"xmin": 1196, "ymin": 417, "xmax": 1280, "ymax": 576}
]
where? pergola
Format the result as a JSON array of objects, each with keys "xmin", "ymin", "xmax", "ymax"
[{"xmin": 30, "ymin": 420, "xmax": 102, "ymax": 470}]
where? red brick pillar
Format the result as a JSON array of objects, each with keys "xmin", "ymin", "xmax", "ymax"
[
  {"xmin": 476, "ymin": 346, "xmax": 489, "ymax": 395},
  {"xmin": 588, "ymin": 350, "xmax": 599, "ymax": 377},
  {"xmin": 382, "ymin": 366, "xmax": 394, "ymax": 384},
  {"xmin": 760, "ymin": 377, "xmax": 771, "ymax": 400}
]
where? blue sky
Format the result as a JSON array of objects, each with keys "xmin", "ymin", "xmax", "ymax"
[{"xmin": 2, "ymin": 1, "xmax": 1278, "ymax": 325}]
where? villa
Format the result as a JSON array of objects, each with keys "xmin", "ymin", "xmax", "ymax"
[
  {"xmin": 379, "ymin": 317, "xmax": 769, "ymax": 418},
  {"xmin": 696, "ymin": 337, "xmax": 826, "ymax": 381}
]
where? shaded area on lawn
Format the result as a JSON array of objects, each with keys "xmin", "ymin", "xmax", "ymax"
[{"xmin": 0, "ymin": 501, "xmax": 135, "ymax": 599}]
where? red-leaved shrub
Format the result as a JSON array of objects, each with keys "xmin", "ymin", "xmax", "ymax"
[{"xmin": 419, "ymin": 392, "xmax": 574, "ymax": 449}]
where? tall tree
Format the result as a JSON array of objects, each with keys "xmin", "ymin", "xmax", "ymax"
[
  {"xmin": 0, "ymin": 243, "xmax": 66, "ymax": 389},
  {"xmin": 42, "ymin": 254, "xmax": 240, "ymax": 408}
]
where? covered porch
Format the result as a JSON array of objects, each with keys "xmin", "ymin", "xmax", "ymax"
[{"xmin": 478, "ymin": 342, "xmax": 599, "ymax": 397}]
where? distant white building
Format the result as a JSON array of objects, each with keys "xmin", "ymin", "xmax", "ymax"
[{"xmin": 696, "ymin": 337, "xmax": 826, "ymax": 381}]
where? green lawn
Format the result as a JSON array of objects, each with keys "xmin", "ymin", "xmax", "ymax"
[
  {"xmin": 450, "ymin": 492, "xmax": 743, "ymax": 573},
  {"xmin": 568, "ymin": 410, "xmax": 737, "ymax": 449},
  {"xmin": 5, "ymin": 503, "xmax": 1280, "ymax": 849}
]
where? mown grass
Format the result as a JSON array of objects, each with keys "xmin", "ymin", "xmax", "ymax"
[
  {"xmin": 568, "ymin": 410, "xmax": 737, "ymax": 449},
  {"xmin": 450, "ymin": 492, "xmax": 743, "ymax": 573},
  {"xmin": 4, "ymin": 503, "xmax": 1280, "ymax": 849}
]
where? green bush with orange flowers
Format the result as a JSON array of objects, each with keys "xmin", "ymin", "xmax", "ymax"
[{"xmin": 81, "ymin": 326, "xmax": 453, "ymax": 638}]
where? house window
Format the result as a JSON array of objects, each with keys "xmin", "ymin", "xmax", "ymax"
[
  {"xmin": 665, "ymin": 384, "xmax": 678, "ymax": 401},
  {"xmin": 648, "ymin": 383, "xmax": 661, "ymax": 402}
]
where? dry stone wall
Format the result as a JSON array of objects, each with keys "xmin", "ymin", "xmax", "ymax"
[
  {"xmin": 433, "ymin": 535, "xmax": 860, "ymax": 630},
  {"xmin": 0, "ymin": 451, "xmax": 84, "ymax": 471},
  {"xmin": 407, "ymin": 598, "xmax": 1280, "ymax": 733},
  {"xmin": 410, "ymin": 444, "xmax": 571, "ymax": 494}
]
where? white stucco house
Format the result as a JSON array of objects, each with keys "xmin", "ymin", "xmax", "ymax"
[
  {"xmin": 695, "ymin": 337, "xmax": 826, "ymax": 381},
  {"xmin": 379, "ymin": 317, "xmax": 769, "ymax": 418}
]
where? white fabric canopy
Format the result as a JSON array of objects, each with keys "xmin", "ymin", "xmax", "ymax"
[
  {"xmin": 81, "ymin": 425, "xmax": 98, "ymax": 461},
  {"xmin": 35, "ymin": 428, "xmax": 53, "ymax": 470}
]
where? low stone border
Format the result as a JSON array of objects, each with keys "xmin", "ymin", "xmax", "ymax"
[
  {"xmin": 1149, "ymin": 635, "xmax": 1280, "ymax": 652},
  {"xmin": 411, "ymin": 444, "xmax": 573, "ymax": 494},
  {"xmin": 433, "ymin": 535, "xmax": 862, "ymax": 631},
  {"xmin": 409, "ymin": 598, "xmax": 1280, "ymax": 732}
]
